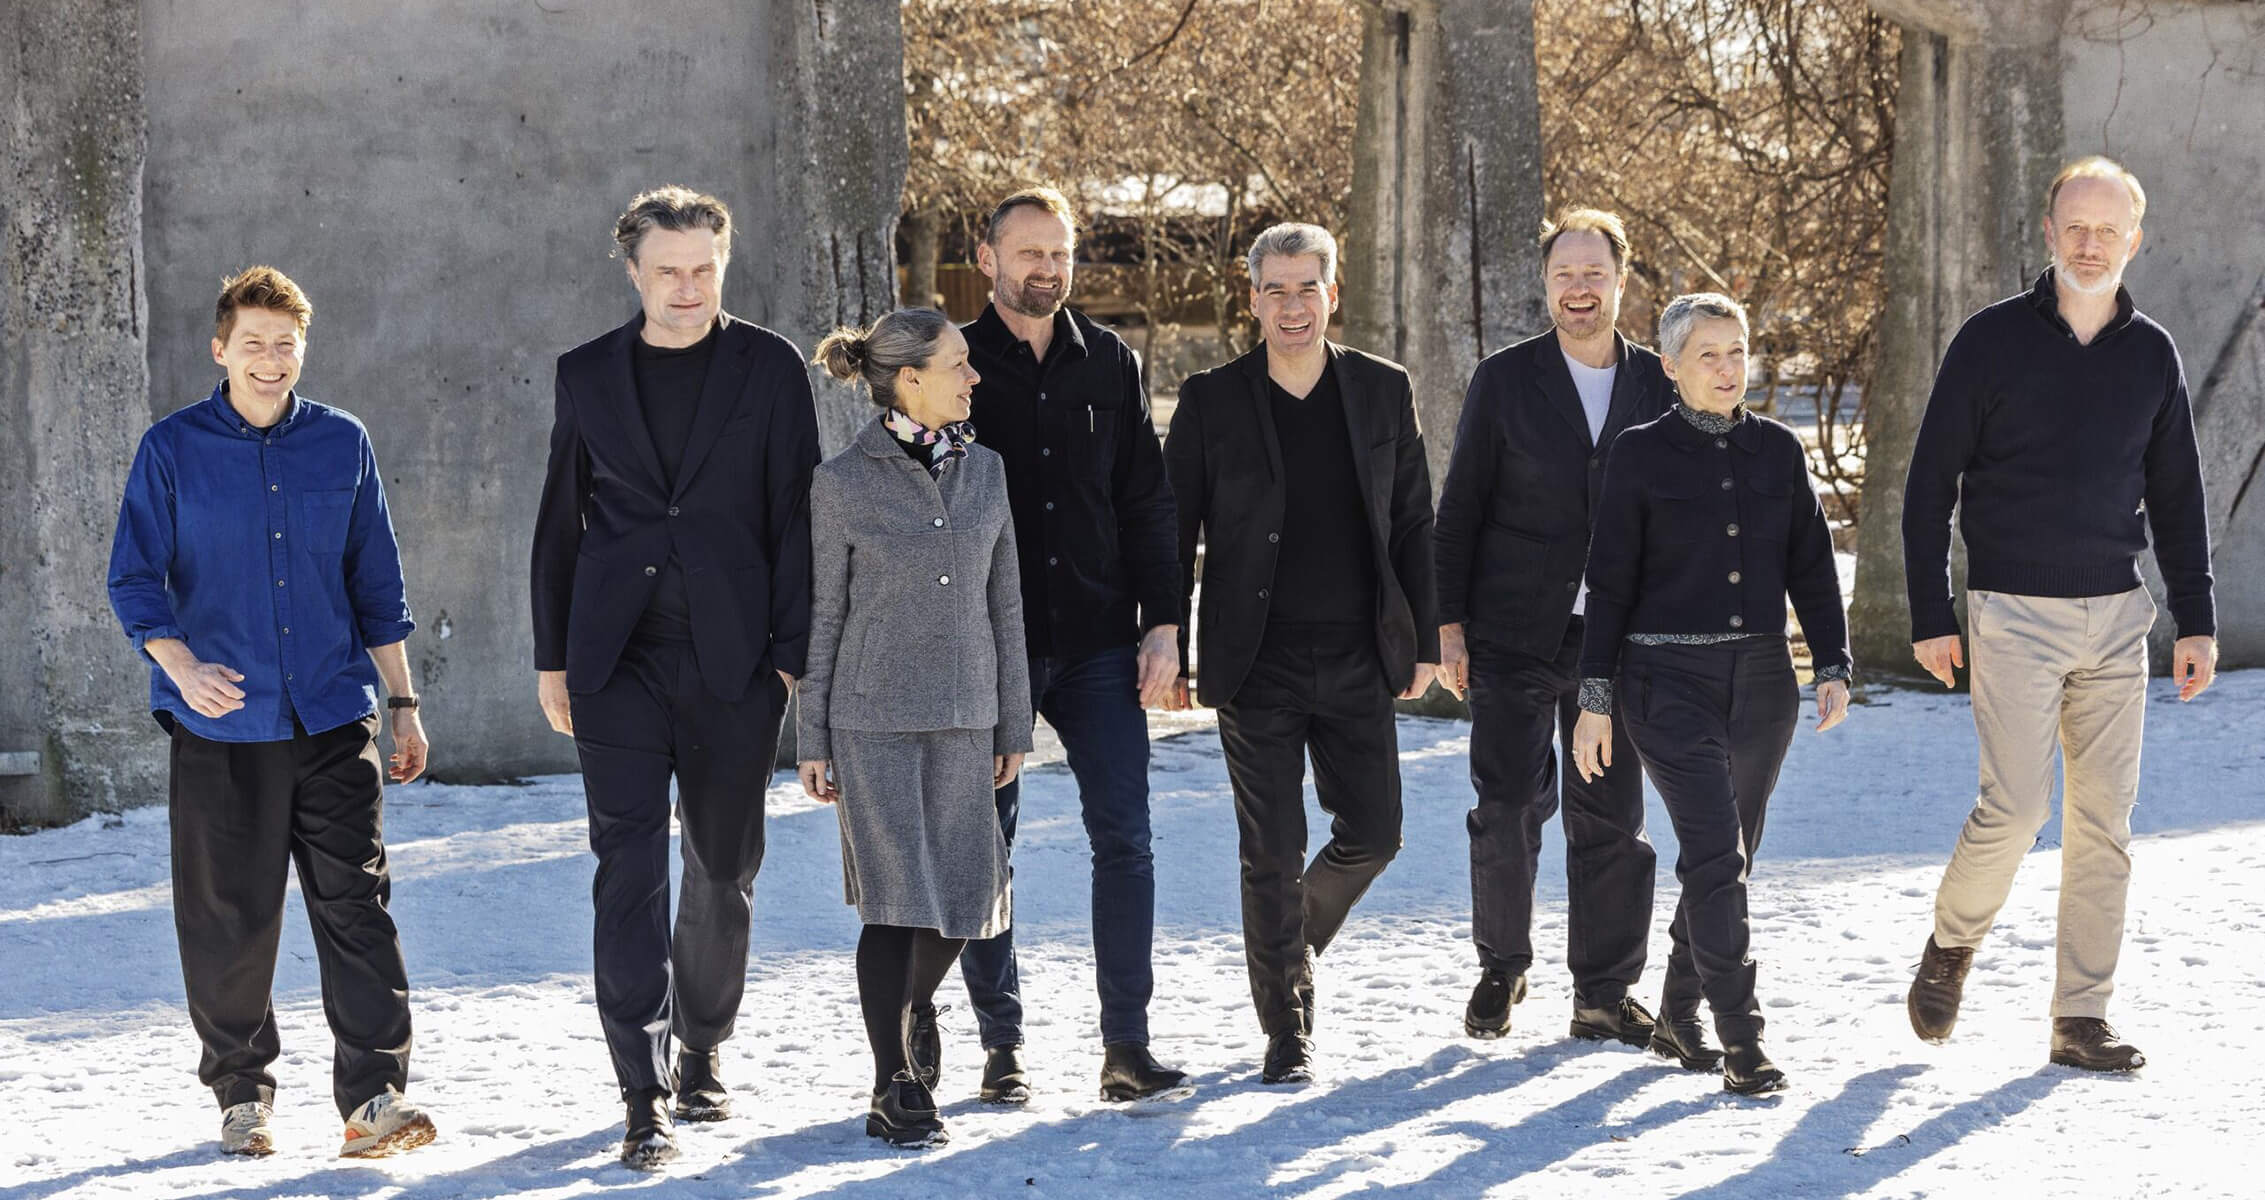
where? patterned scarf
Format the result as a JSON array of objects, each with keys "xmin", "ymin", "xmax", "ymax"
[{"xmin": 884, "ymin": 408, "xmax": 978, "ymax": 478}]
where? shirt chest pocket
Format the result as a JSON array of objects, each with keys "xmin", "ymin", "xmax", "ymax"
[
  {"xmin": 297, "ymin": 489, "xmax": 356, "ymax": 557},
  {"xmin": 1738, "ymin": 474, "xmax": 1794, "ymax": 542},
  {"xmin": 1078, "ymin": 401, "xmax": 1119, "ymax": 472}
]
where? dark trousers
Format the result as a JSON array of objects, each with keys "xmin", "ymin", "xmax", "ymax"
[
  {"xmin": 959, "ymin": 644, "xmax": 1156, "ymax": 1048},
  {"xmin": 1216, "ymin": 627, "xmax": 1403, "ymax": 1036},
  {"xmin": 570, "ymin": 638, "xmax": 787, "ymax": 1094},
  {"xmin": 1466, "ymin": 617, "xmax": 1654, "ymax": 1005},
  {"xmin": 168, "ymin": 714, "xmax": 411, "ymax": 1117},
  {"xmin": 1617, "ymin": 639, "xmax": 1798, "ymax": 1043}
]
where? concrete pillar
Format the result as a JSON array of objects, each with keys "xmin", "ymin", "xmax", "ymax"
[
  {"xmin": 0, "ymin": 0, "xmax": 164, "ymax": 825},
  {"xmin": 1849, "ymin": 0, "xmax": 2071, "ymax": 678},
  {"xmin": 1345, "ymin": 0, "xmax": 1547, "ymax": 494},
  {"xmin": 770, "ymin": 0, "xmax": 908, "ymax": 454}
]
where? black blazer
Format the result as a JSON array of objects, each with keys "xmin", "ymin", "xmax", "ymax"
[
  {"xmin": 530, "ymin": 312, "xmax": 820, "ymax": 701},
  {"xmin": 1577, "ymin": 408, "xmax": 1849, "ymax": 681},
  {"xmin": 1433, "ymin": 329, "xmax": 1670, "ymax": 658},
  {"xmin": 1165, "ymin": 342, "xmax": 1439, "ymax": 708}
]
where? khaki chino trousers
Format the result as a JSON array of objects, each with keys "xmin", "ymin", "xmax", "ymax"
[{"xmin": 1932, "ymin": 586, "xmax": 2154, "ymax": 1019}]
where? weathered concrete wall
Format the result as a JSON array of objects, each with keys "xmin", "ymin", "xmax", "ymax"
[
  {"xmin": 1345, "ymin": 0, "xmax": 1548, "ymax": 496},
  {"xmin": 0, "ymin": 1, "xmax": 165, "ymax": 827},
  {"xmin": 1855, "ymin": 0, "xmax": 2265, "ymax": 674},
  {"xmin": 2061, "ymin": 0, "xmax": 2265, "ymax": 666},
  {"xmin": 96, "ymin": 0, "xmax": 900, "ymax": 799}
]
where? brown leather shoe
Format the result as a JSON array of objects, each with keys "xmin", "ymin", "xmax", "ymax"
[
  {"xmin": 2050, "ymin": 1018, "xmax": 2145, "ymax": 1073},
  {"xmin": 1907, "ymin": 936, "xmax": 1975, "ymax": 1043}
]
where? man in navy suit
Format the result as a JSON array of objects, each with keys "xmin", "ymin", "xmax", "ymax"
[{"xmin": 530, "ymin": 186, "xmax": 819, "ymax": 1168}]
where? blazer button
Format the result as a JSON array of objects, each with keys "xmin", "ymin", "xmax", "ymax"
[
  {"xmin": 1041, "ymin": 447, "xmax": 1052, "ymax": 457},
  {"xmin": 1267, "ymin": 532, "xmax": 1279, "ymax": 543},
  {"xmin": 1728, "ymin": 614, "xmax": 1744, "ymax": 628},
  {"xmin": 1727, "ymin": 523, "xmax": 1740, "ymax": 536},
  {"xmin": 938, "ymin": 574, "xmax": 951, "ymax": 585},
  {"xmin": 1728, "ymin": 570, "xmax": 1742, "ymax": 583},
  {"xmin": 644, "ymin": 566, "xmax": 658, "ymax": 576},
  {"xmin": 1043, "ymin": 502, "xmax": 1054, "ymax": 512},
  {"xmin": 1048, "ymin": 556, "xmax": 1059, "ymax": 566},
  {"xmin": 1564, "ymin": 580, "xmax": 1577, "ymax": 591},
  {"xmin": 668, "ymin": 506, "xmax": 680, "ymax": 517},
  {"xmin": 1720, "ymin": 478, "xmax": 1733, "ymax": 490},
  {"xmin": 1257, "ymin": 588, "xmax": 1270, "ymax": 599}
]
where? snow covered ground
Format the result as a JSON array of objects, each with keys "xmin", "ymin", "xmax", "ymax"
[{"xmin": 4, "ymin": 672, "xmax": 2261, "ymax": 1199}]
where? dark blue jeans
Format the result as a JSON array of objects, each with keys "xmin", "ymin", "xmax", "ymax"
[{"xmin": 958, "ymin": 644, "xmax": 1157, "ymax": 1048}]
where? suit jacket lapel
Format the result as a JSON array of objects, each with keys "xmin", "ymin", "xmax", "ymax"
[
  {"xmin": 604, "ymin": 317, "xmax": 670, "ymax": 495},
  {"xmin": 669, "ymin": 313, "xmax": 749, "ymax": 500},
  {"xmin": 1534, "ymin": 339, "xmax": 1595, "ymax": 450},
  {"xmin": 1326, "ymin": 342, "xmax": 1378, "ymax": 515},
  {"xmin": 1600, "ymin": 331, "xmax": 1644, "ymax": 443},
  {"xmin": 1237, "ymin": 345, "xmax": 1284, "ymax": 486}
]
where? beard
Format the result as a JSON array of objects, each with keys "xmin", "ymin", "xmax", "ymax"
[
  {"xmin": 1552, "ymin": 297, "xmax": 1612, "ymax": 339},
  {"xmin": 2053, "ymin": 250, "xmax": 2127, "ymax": 298},
  {"xmin": 999, "ymin": 275, "xmax": 1068, "ymax": 318}
]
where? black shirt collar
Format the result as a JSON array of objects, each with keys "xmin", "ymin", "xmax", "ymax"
[
  {"xmin": 968, "ymin": 302, "xmax": 1086, "ymax": 365},
  {"xmin": 2027, "ymin": 267, "xmax": 2136, "ymax": 341}
]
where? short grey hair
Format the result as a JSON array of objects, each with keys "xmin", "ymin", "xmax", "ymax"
[
  {"xmin": 1657, "ymin": 292, "xmax": 1749, "ymax": 359},
  {"xmin": 612, "ymin": 185, "xmax": 734, "ymax": 262},
  {"xmin": 1246, "ymin": 223, "xmax": 1339, "ymax": 287}
]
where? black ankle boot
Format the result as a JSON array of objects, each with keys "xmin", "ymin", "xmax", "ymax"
[
  {"xmin": 1721, "ymin": 1040, "xmax": 1787, "ymax": 1095},
  {"xmin": 620, "ymin": 1087, "xmax": 678, "ymax": 1168},
  {"xmin": 1261, "ymin": 1030, "xmax": 1314, "ymax": 1085},
  {"xmin": 867, "ymin": 1070, "xmax": 948, "ymax": 1148},
  {"xmin": 673, "ymin": 1046, "xmax": 730, "ymax": 1122},
  {"xmin": 908, "ymin": 1003, "xmax": 944, "ymax": 1089},
  {"xmin": 1571, "ymin": 996, "xmax": 1658, "ymax": 1048},
  {"xmin": 1099, "ymin": 1043, "xmax": 1192, "ymax": 1102},
  {"xmin": 1648, "ymin": 1015, "xmax": 1724, "ymax": 1072},
  {"xmin": 980, "ymin": 1044, "xmax": 1031, "ymax": 1104},
  {"xmin": 1464, "ymin": 968, "xmax": 1526, "ymax": 1039}
]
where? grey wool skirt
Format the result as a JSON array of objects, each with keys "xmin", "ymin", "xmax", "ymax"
[{"xmin": 831, "ymin": 727, "xmax": 1013, "ymax": 940}]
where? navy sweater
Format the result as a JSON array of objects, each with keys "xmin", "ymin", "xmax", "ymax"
[{"xmin": 1902, "ymin": 270, "xmax": 2214, "ymax": 642}]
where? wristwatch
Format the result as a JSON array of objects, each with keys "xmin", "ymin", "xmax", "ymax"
[{"xmin": 386, "ymin": 696, "xmax": 420, "ymax": 710}]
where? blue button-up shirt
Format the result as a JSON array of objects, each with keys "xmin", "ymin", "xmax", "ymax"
[{"xmin": 107, "ymin": 385, "xmax": 416, "ymax": 742}]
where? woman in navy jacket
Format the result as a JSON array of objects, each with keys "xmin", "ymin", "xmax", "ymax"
[{"xmin": 1570, "ymin": 292, "xmax": 1852, "ymax": 1095}]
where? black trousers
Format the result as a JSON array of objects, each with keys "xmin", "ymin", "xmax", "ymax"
[
  {"xmin": 1617, "ymin": 639, "xmax": 1798, "ymax": 1043},
  {"xmin": 570, "ymin": 638, "xmax": 787, "ymax": 1094},
  {"xmin": 168, "ymin": 714, "xmax": 411, "ymax": 1117},
  {"xmin": 1465, "ymin": 617, "xmax": 1654, "ymax": 1005},
  {"xmin": 1216, "ymin": 627, "xmax": 1403, "ymax": 1036}
]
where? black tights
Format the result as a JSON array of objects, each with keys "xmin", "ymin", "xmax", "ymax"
[{"xmin": 856, "ymin": 924, "xmax": 967, "ymax": 1090}]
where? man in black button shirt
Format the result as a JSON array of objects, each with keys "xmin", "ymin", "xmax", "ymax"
[
  {"xmin": 953, "ymin": 187, "xmax": 1189, "ymax": 1104},
  {"xmin": 1431, "ymin": 209, "xmax": 1670, "ymax": 1048},
  {"xmin": 530, "ymin": 186, "xmax": 820, "ymax": 1166},
  {"xmin": 1166, "ymin": 224, "xmax": 1439, "ymax": 1084}
]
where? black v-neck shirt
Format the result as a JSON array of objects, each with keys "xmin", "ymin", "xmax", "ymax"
[{"xmin": 1267, "ymin": 366, "xmax": 1376, "ymax": 629}]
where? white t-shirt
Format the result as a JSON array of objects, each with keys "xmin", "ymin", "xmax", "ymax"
[{"xmin": 1560, "ymin": 349, "xmax": 1617, "ymax": 616}]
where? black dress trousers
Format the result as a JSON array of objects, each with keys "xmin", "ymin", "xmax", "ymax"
[
  {"xmin": 570, "ymin": 637, "xmax": 787, "ymax": 1095},
  {"xmin": 168, "ymin": 714, "xmax": 412, "ymax": 1117},
  {"xmin": 1616, "ymin": 638, "xmax": 1798, "ymax": 1043},
  {"xmin": 1465, "ymin": 616, "xmax": 1654, "ymax": 1005},
  {"xmin": 1215, "ymin": 625, "xmax": 1403, "ymax": 1036}
]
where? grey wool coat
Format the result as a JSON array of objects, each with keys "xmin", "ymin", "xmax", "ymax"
[{"xmin": 797, "ymin": 415, "xmax": 1035, "ymax": 760}]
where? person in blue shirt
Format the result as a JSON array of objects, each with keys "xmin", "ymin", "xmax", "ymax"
[{"xmin": 107, "ymin": 266, "xmax": 438, "ymax": 1160}]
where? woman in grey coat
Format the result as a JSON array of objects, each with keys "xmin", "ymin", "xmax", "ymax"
[{"xmin": 800, "ymin": 307, "xmax": 1033, "ymax": 1148}]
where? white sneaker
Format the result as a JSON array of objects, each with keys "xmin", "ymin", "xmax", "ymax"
[
  {"xmin": 340, "ymin": 1088, "xmax": 437, "ymax": 1158},
  {"xmin": 220, "ymin": 1101, "xmax": 275, "ymax": 1156}
]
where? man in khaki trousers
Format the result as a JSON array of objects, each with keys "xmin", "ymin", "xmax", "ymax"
[{"xmin": 1899, "ymin": 156, "xmax": 2219, "ymax": 1072}]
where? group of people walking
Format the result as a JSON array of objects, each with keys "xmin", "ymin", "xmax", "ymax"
[{"xmin": 104, "ymin": 154, "xmax": 2218, "ymax": 1166}]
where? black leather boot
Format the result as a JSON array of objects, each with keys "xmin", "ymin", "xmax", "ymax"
[
  {"xmin": 673, "ymin": 1046, "xmax": 731, "ymax": 1122},
  {"xmin": 1571, "ymin": 996, "xmax": 1658, "ymax": 1048},
  {"xmin": 908, "ymin": 1003, "xmax": 944, "ymax": 1089},
  {"xmin": 1261, "ymin": 1030, "xmax": 1314, "ymax": 1085},
  {"xmin": 979, "ymin": 1044, "xmax": 1031, "ymax": 1104},
  {"xmin": 1648, "ymin": 1016, "xmax": 1724, "ymax": 1072},
  {"xmin": 620, "ymin": 1087, "xmax": 678, "ymax": 1169},
  {"xmin": 1721, "ymin": 1040, "xmax": 1788, "ymax": 1095},
  {"xmin": 1464, "ymin": 968, "xmax": 1526, "ymax": 1039},
  {"xmin": 1099, "ymin": 1043, "xmax": 1193, "ymax": 1102},
  {"xmin": 867, "ymin": 1070, "xmax": 948, "ymax": 1148}
]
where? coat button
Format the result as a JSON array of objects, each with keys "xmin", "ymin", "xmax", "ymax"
[
  {"xmin": 1728, "ymin": 570, "xmax": 1742, "ymax": 583},
  {"xmin": 1729, "ymin": 614, "xmax": 1744, "ymax": 628},
  {"xmin": 644, "ymin": 566, "xmax": 658, "ymax": 576},
  {"xmin": 1044, "ymin": 502, "xmax": 1054, "ymax": 512},
  {"xmin": 1048, "ymin": 557, "xmax": 1059, "ymax": 566},
  {"xmin": 1267, "ymin": 532, "xmax": 1279, "ymax": 543},
  {"xmin": 933, "ymin": 517, "xmax": 945, "ymax": 527},
  {"xmin": 1715, "ymin": 437, "xmax": 1728, "ymax": 449},
  {"xmin": 1257, "ymin": 588, "xmax": 1270, "ymax": 599},
  {"xmin": 668, "ymin": 506, "xmax": 680, "ymax": 517},
  {"xmin": 1041, "ymin": 447, "xmax": 1051, "ymax": 457},
  {"xmin": 939, "ymin": 575, "xmax": 951, "ymax": 585},
  {"xmin": 1720, "ymin": 478, "xmax": 1733, "ymax": 490},
  {"xmin": 1565, "ymin": 580, "xmax": 1577, "ymax": 591},
  {"xmin": 1727, "ymin": 523, "xmax": 1740, "ymax": 536}
]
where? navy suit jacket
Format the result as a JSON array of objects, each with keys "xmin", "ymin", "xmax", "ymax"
[{"xmin": 530, "ymin": 312, "xmax": 820, "ymax": 700}]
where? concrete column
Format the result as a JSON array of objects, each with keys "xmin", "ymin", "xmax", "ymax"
[
  {"xmin": 1345, "ymin": 0, "xmax": 1547, "ymax": 495},
  {"xmin": 1850, "ymin": 0, "xmax": 2071, "ymax": 677},
  {"xmin": 769, "ymin": 0, "xmax": 908, "ymax": 454},
  {"xmin": 0, "ymin": 0, "xmax": 164, "ymax": 825}
]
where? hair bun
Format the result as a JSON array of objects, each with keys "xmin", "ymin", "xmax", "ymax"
[{"xmin": 842, "ymin": 338, "xmax": 869, "ymax": 367}]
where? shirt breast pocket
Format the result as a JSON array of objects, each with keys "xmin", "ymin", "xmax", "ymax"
[
  {"xmin": 1080, "ymin": 402, "xmax": 1119, "ymax": 472},
  {"xmin": 298, "ymin": 489, "xmax": 356, "ymax": 557},
  {"xmin": 1739, "ymin": 475, "xmax": 1794, "ymax": 542},
  {"xmin": 1646, "ymin": 484, "xmax": 1712, "ymax": 544}
]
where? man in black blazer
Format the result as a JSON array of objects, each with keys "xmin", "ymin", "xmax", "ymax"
[
  {"xmin": 1432, "ymin": 209, "xmax": 1670, "ymax": 1050},
  {"xmin": 1164, "ymin": 223, "xmax": 1438, "ymax": 1085},
  {"xmin": 530, "ymin": 186, "xmax": 819, "ymax": 1168}
]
